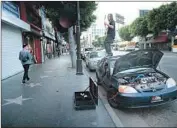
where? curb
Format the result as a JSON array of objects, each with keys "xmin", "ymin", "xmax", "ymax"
[
  {"xmin": 83, "ymin": 68, "xmax": 124, "ymax": 127},
  {"xmin": 98, "ymin": 89, "xmax": 124, "ymax": 127}
]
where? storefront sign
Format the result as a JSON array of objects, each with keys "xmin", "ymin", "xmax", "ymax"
[{"xmin": 2, "ymin": 1, "xmax": 20, "ymax": 18}]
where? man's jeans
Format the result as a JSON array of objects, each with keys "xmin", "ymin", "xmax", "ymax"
[
  {"xmin": 104, "ymin": 35, "xmax": 114, "ymax": 56},
  {"xmin": 23, "ymin": 64, "xmax": 30, "ymax": 81}
]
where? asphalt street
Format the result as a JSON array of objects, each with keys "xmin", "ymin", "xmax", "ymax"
[{"xmin": 85, "ymin": 51, "xmax": 177, "ymax": 127}]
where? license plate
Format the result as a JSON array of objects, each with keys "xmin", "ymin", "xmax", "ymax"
[{"xmin": 151, "ymin": 96, "xmax": 163, "ymax": 103}]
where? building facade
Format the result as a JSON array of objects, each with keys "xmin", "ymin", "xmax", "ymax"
[
  {"xmin": 91, "ymin": 23, "xmax": 105, "ymax": 40},
  {"xmin": 20, "ymin": 2, "xmax": 43, "ymax": 64},
  {"xmin": 39, "ymin": 7, "xmax": 56, "ymax": 61},
  {"xmin": 1, "ymin": 1, "xmax": 30, "ymax": 80}
]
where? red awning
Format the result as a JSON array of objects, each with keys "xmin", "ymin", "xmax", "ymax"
[{"xmin": 153, "ymin": 33, "xmax": 168, "ymax": 43}]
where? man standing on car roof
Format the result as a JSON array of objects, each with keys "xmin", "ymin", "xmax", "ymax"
[{"xmin": 104, "ymin": 13, "xmax": 115, "ymax": 56}]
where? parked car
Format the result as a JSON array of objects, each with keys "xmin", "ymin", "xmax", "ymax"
[
  {"xmin": 96, "ymin": 49, "xmax": 177, "ymax": 109},
  {"xmin": 85, "ymin": 50, "xmax": 106, "ymax": 71},
  {"xmin": 81, "ymin": 47, "xmax": 94, "ymax": 60}
]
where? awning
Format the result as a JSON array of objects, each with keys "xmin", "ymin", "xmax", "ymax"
[
  {"xmin": 152, "ymin": 33, "xmax": 168, "ymax": 43},
  {"xmin": 2, "ymin": 11, "xmax": 30, "ymax": 31},
  {"xmin": 23, "ymin": 28, "xmax": 42, "ymax": 37},
  {"xmin": 31, "ymin": 28, "xmax": 42, "ymax": 37},
  {"xmin": 43, "ymin": 31, "xmax": 56, "ymax": 41}
]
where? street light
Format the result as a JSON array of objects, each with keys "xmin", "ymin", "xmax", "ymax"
[{"xmin": 76, "ymin": 1, "xmax": 83, "ymax": 75}]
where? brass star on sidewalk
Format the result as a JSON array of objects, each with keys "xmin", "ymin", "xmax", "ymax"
[
  {"xmin": 44, "ymin": 70, "xmax": 53, "ymax": 73},
  {"xmin": 2, "ymin": 95, "xmax": 33, "ymax": 106},
  {"xmin": 40, "ymin": 75, "xmax": 49, "ymax": 79},
  {"xmin": 26, "ymin": 83, "xmax": 42, "ymax": 88}
]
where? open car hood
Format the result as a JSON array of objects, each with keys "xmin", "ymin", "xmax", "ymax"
[{"xmin": 113, "ymin": 49, "xmax": 163, "ymax": 74}]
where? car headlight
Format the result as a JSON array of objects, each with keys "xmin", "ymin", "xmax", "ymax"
[
  {"xmin": 166, "ymin": 78, "xmax": 176, "ymax": 88},
  {"xmin": 118, "ymin": 85, "xmax": 138, "ymax": 93}
]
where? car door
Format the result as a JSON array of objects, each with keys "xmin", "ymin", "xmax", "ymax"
[
  {"xmin": 97, "ymin": 58, "xmax": 106, "ymax": 80},
  {"xmin": 102, "ymin": 60, "xmax": 112, "ymax": 88},
  {"xmin": 85, "ymin": 53, "xmax": 90, "ymax": 66}
]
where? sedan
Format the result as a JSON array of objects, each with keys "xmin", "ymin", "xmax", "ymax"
[
  {"xmin": 81, "ymin": 47, "xmax": 94, "ymax": 60},
  {"xmin": 96, "ymin": 49, "xmax": 177, "ymax": 109},
  {"xmin": 85, "ymin": 50, "xmax": 106, "ymax": 71}
]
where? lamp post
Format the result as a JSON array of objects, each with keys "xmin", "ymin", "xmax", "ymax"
[{"xmin": 76, "ymin": 1, "xmax": 83, "ymax": 75}]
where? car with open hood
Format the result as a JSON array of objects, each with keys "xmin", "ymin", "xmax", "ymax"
[{"xmin": 96, "ymin": 49, "xmax": 177, "ymax": 108}]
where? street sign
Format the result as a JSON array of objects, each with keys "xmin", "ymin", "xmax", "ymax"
[{"xmin": 115, "ymin": 13, "xmax": 124, "ymax": 25}]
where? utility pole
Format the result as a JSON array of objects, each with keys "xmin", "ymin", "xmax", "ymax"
[{"xmin": 76, "ymin": 1, "xmax": 83, "ymax": 75}]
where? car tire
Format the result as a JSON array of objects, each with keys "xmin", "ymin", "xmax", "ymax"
[
  {"xmin": 107, "ymin": 88, "xmax": 121, "ymax": 109},
  {"xmin": 88, "ymin": 65, "xmax": 93, "ymax": 72},
  {"xmin": 96, "ymin": 73, "xmax": 101, "ymax": 85}
]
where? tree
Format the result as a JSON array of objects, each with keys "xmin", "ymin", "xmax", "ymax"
[
  {"xmin": 34, "ymin": 1, "xmax": 97, "ymax": 33},
  {"xmin": 118, "ymin": 25, "xmax": 133, "ymax": 41},
  {"xmin": 130, "ymin": 16, "xmax": 150, "ymax": 38},
  {"xmin": 32, "ymin": 1, "xmax": 97, "ymax": 68},
  {"xmin": 147, "ymin": 2, "xmax": 177, "ymax": 36},
  {"xmin": 95, "ymin": 35, "xmax": 99, "ymax": 40},
  {"xmin": 92, "ymin": 36, "xmax": 106, "ymax": 47}
]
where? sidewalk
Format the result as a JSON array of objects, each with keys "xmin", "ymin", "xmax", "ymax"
[{"xmin": 2, "ymin": 55, "xmax": 115, "ymax": 127}]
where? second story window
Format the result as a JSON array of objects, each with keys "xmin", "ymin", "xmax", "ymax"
[
  {"xmin": 26, "ymin": 6, "xmax": 42, "ymax": 29},
  {"xmin": 2, "ymin": 1, "xmax": 20, "ymax": 18}
]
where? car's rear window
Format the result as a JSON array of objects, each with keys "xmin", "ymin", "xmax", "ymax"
[
  {"xmin": 90, "ymin": 51, "xmax": 106, "ymax": 58},
  {"xmin": 85, "ymin": 48, "xmax": 93, "ymax": 51}
]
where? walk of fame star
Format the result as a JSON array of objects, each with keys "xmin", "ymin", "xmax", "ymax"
[
  {"xmin": 40, "ymin": 75, "xmax": 49, "ymax": 79},
  {"xmin": 26, "ymin": 83, "xmax": 42, "ymax": 88},
  {"xmin": 2, "ymin": 95, "xmax": 33, "ymax": 106}
]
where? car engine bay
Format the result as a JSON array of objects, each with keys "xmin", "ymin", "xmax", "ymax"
[{"xmin": 118, "ymin": 72, "xmax": 167, "ymax": 92}]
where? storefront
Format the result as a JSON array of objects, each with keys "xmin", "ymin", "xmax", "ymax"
[
  {"xmin": 172, "ymin": 35, "xmax": 177, "ymax": 52},
  {"xmin": 22, "ymin": 28, "xmax": 43, "ymax": 64},
  {"xmin": 151, "ymin": 32, "xmax": 169, "ymax": 50},
  {"xmin": 145, "ymin": 32, "xmax": 170, "ymax": 50},
  {"xmin": 39, "ymin": 7, "xmax": 56, "ymax": 60},
  {"xmin": 1, "ymin": 1, "xmax": 30, "ymax": 80},
  {"xmin": 20, "ymin": 3, "xmax": 43, "ymax": 64}
]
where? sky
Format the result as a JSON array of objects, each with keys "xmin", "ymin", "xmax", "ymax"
[{"xmin": 94, "ymin": 2, "xmax": 171, "ymax": 28}]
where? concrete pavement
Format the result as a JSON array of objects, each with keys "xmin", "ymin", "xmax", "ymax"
[{"xmin": 2, "ymin": 55, "xmax": 115, "ymax": 127}]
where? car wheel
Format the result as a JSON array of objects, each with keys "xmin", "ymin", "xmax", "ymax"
[
  {"xmin": 96, "ymin": 73, "xmax": 101, "ymax": 85},
  {"xmin": 88, "ymin": 65, "xmax": 92, "ymax": 72},
  {"xmin": 107, "ymin": 88, "xmax": 120, "ymax": 109}
]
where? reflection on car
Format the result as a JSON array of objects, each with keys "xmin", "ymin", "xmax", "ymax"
[{"xmin": 96, "ymin": 49, "xmax": 177, "ymax": 109}]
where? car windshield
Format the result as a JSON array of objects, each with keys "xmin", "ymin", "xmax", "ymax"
[
  {"xmin": 113, "ymin": 67, "xmax": 154, "ymax": 77},
  {"xmin": 118, "ymin": 67, "xmax": 152, "ymax": 74},
  {"xmin": 90, "ymin": 51, "xmax": 106, "ymax": 58}
]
